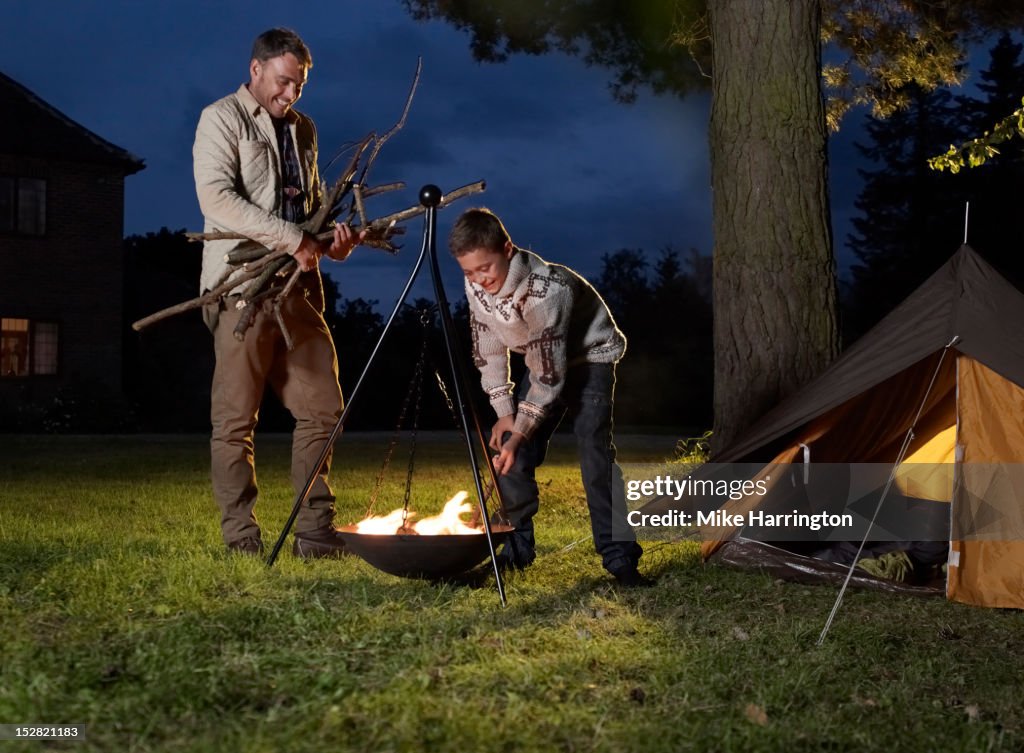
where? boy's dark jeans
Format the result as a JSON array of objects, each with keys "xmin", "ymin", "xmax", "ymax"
[{"xmin": 494, "ymin": 362, "xmax": 642, "ymax": 575}]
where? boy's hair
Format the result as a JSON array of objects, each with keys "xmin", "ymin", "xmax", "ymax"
[
  {"xmin": 448, "ymin": 208, "xmax": 511, "ymax": 257},
  {"xmin": 251, "ymin": 28, "xmax": 313, "ymax": 68}
]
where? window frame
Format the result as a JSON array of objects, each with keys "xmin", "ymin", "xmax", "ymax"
[
  {"xmin": 1, "ymin": 317, "xmax": 61, "ymax": 379},
  {"xmin": 0, "ymin": 175, "xmax": 47, "ymax": 237}
]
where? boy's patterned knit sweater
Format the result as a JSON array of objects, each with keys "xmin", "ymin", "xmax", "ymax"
[{"xmin": 466, "ymin": 248, "xmax": 626, "ymax": 439}]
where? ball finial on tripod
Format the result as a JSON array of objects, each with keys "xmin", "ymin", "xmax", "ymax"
[{"xmin": 419, "ymin": 184, "xmax": 443, "ymax": 208}]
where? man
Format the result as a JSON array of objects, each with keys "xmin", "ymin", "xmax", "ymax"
[{"xmin": 193, "ymin": 28, "xmax": 362, "ymax": 558}]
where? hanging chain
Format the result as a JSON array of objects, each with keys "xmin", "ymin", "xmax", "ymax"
[
  {"xmin": 400, "ymin": 315, "xmax": 430, "ymax": 531},
  {"xmin": 432, "ymin": 348, "xmax": 502, "ymax": 522},
  {"xmin": 365, "ymin": 307, "xmax": 434, "ymax": 519},
  {"xmin": 432, "ymin": 368, "xmax": 462, "ymax": 435},
  {"xmin": 363, "ymin": 305, "xmax": 502, "ymax": 530}
]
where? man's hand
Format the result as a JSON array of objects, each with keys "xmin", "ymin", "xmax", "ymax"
[
  {"xmin": 292, "ymin": 224, "xmax": 366, "ymax": 272},
  {"xmin": 325, "ymin": 222, "xmax": 366, "ymax": 262},
  {"xmin": 293, "ymin": 231, "xmax": 323, "ymax": 272}
]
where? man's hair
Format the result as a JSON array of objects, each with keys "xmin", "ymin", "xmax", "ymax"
[
  {"xmin": 448, "ymin": 208, "xmax": 512, "ymax": 257},
  {"xmin": 251, "ymin": 28, "xmax": 313, "ymax": 68}
]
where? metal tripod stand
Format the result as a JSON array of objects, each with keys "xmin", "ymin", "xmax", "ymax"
[{"xmin": 266, "ymin": 184, "xmax": 509, "ymax": 606}]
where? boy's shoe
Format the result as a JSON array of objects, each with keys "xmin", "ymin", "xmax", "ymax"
[
  {"xmin": 493, "ymin": 536, "xmax": 535, "ymax": 573},
  {"xmin": 611, "ymin": 566, "xmax": 656, "ymax": 588},
  {"xmin": 493, "ymin": 549, "xmax": 535, "ymax": 573},
  {"xmin": 226, "ymin": 536, "xmax": 264, "ymax": 557},
  {"xmin": 293, "ymin": 527, "xmax": 349, "ymax": 559}
]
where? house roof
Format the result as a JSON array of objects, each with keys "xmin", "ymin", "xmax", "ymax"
[{"xmin": 0, "ymin": 70, "xmax": 145, "ymax": 175}]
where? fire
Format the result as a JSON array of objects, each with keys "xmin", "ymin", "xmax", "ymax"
[
  {"xmin": 354, "ymin": 491, "xmax": 483, "ymax": 535},
  {"xmin": 353, "ymin": 508, "xmax": 409, "ymax": 535},
  {"xmin": 413, "ymin": 492, "xmax": 480, "ymax": 535}
]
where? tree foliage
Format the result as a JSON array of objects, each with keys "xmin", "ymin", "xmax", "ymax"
[
  {"xmin": 818, "ymin": 0, "xmax": 1023, "ymax": 128},
  {"xmin": 845, "ymin": 33, "xmax": 1024, "ymax": 340},
  {"xmin": 406, "ymin": 1, "xmax": 1024, "ymax": 128},
  {"xmin": 403, "ymin": 0, "xmax": 709, "ymax": 103},
  {"xmin": 929, "ymin": 33, "xmax": 1024, "ymax": 172}
]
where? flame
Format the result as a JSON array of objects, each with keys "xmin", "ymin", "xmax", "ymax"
[
  {"xmin": 353, "ymin": 491, "xmax": 482, "ymax": 535},
  {"xmin": 354, "ymin": 508, "xmax": 409, "ymax": 535},
  {"xmin": 413, "ymin": 491, "xmax": 480, "ymax": 535}
]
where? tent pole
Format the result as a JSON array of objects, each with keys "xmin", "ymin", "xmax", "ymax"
[
  {"xmin": 817, "ymin": 335, "xmax": 961, "ymax": 645},
  {"xmin": 963, "ymin": 202, "xmax": 970, "ymax": 245}
]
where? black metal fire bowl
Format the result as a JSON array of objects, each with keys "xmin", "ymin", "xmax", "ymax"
[{"xmin": 337, "ymin": 524, "xmax": 514, "ymax": 580}]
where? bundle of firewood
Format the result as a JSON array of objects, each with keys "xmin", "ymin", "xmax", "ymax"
[{"xmin": 131, "ymin": 59, "xmax": 484, "ymax": 349}]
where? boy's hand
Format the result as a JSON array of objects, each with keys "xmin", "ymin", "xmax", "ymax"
[
  {"xmin": 489, "ymin": 415, "xmax": 516, "ymax": 452},
  {"xmin": 492, "ymin": 431, "xmax": 525, "ymax": 475}
]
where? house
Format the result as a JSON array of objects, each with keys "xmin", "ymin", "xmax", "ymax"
[{"xmin": 0, "ymin": 71, "xmax": 144, "ymax": 408}]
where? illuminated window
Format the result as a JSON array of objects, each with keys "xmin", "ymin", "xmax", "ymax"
[
  {"xmin": 0, "ymin": 176, "xmax": 46, "ymax": 236},
  {"xmin": 1, "ymin": 318, "xmax": 58, "ymax": 377}
]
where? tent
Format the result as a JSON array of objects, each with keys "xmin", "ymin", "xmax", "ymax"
[{"xmin": 642, "ymin": 245, "xmax": 1024, "ymax": 608}]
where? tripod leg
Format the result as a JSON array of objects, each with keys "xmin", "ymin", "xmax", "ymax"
[{"xmin": 265, "ymin": 226, "xmax": 432, "ymax": 566}]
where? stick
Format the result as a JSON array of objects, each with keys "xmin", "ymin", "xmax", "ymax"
[
  {"xmin": 340, "ymin": 180, "xmax": 487, "ymax": 239},
  {"xmin": 271, "ymin": 264, "xmax": 304, "ymax": 351},
  {"xmin": 223, "ymin": 245, "xmax": 270, "ymax": 264},
  {"xmin": 232, "ymin": 283, "xmax": 287, "ymax": 341},
  {"xmin": 135, "ymin": 181, "xmax": 484, "ymax": 333},
  {"xmin": 242, "ymin": 256, "xmax": 293, "ymax": 306},
  {"xmin": 212, "ymin": 248, "xmax": 290, "ymax": 290},
  {"xmin": 131, "ymin": 257, "xmax": 285, "ymax": 331},
  {"xmin": 307, "ymin": 134, "xmax": 374, "ymax": 234},
  {"xmin": 361, "ymin": 182, "xmax": 405, "ymax": 198},
  {"xmin": 356, "ymin": 58, "xmax": 422, "ymax": 188},
  {"xmin": 353, "ymin": 183, "xmax": 368, "ymax": 226},
  {"xmin": 273, "ymin": 304, "xmax": 294, "ymax": 352},
  {"xmin": 188, "ymin": 180, "xmax": 486, "ymax": 247}
]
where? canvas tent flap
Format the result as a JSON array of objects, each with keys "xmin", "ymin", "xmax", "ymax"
[
  {"xmin": 696, "ymin": 445, "xmax": 802, "ymax": 560},
  {"xmin": 948, "ymin": 356, "xmax": 1024, "ymax": 608}
]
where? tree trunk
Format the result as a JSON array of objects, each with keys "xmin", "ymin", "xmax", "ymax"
[{"xmin": 708, "ymin": 0, "xmax": 838, "ymax": 453}]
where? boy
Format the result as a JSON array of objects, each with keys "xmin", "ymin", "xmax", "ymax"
[{"xmin": 449, "ymin": 208, "xmax": 651, "ymax": 587}]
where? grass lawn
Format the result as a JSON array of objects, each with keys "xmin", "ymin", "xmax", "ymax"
[{"xmin": 0, "ymin": 432, "xmax": 1022, "ymax": 752}]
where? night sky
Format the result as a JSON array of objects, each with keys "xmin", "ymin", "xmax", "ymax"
[{"xmin": 0, "ymin": 1, "xmax": 979, "ymax": 306}]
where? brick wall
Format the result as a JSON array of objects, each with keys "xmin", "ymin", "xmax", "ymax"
[{"xmin": 0, "ymin": 154, "xmax": 126, "ymax": 399}]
